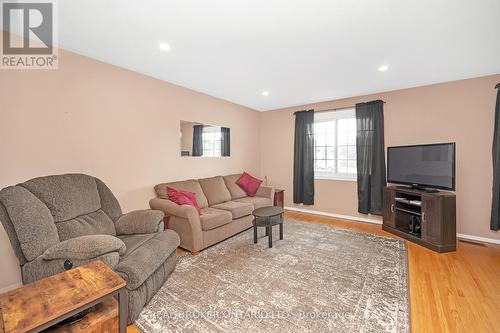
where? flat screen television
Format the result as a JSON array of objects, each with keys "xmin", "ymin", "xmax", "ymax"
[{"xmin": 387, "ymin": 143, "xmax": 455, "ymax": 191}]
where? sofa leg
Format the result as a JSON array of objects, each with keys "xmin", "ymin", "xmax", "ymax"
[{"xmin": 191, "ymin": 251, "xmax": 200, "ymax": 256}]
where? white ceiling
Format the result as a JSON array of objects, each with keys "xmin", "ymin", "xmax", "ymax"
[{"xmin": 45, "ymin": 1, "xmax": 500, "ymax": 110}]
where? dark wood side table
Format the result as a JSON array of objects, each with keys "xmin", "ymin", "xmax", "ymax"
[
  {"xmin": 0, "ymin": 261, "xmax": 127, "ymax": 333},
  {"xmin": 252, "ymin": 206, "xmax": 285, "ymax": 248},
  {"xmin": 273, "ymin": 189, "xmax": 284, "ymax": 208},
  {"xmin": 45, "ymin": 298, "xmax": 118, "ymax": 333}
]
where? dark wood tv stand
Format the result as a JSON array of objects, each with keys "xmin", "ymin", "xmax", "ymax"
[{"xmin": 382, "ymin": 186, "xmax": 456, "ymax": 253}]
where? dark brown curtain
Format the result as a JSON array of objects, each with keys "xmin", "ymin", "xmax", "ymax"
[
  {"xmin": 293, "ymin": 110, "xmax": 315, "ymax": 205},
  {"xmin": 221, "ymin": 127, "xmax": 230, "ymax": 157},
  {"xmin": 355, "ymin": 100, "xmax": 386, "ymax": 215},
  {"xmin": 192, "ymin": 125, "xmax": 203, "ymax": 157},
  {"xmin": 491, "ymin": 85, "xmax": 500, "ymax": 230}
]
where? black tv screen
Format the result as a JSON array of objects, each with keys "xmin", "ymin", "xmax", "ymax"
[{"xmin": 387, "ymin": 143, "xmax": 455, "ymax": 190}]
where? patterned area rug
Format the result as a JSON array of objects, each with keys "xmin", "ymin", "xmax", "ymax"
[{"xmin": 136, "ymin": 218, "xmax": 409, "ymax": 332}]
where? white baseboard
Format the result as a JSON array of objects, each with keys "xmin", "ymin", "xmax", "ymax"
[
  {"xmin": 285, "ymin": 206, "xmax": 500, "ymax": 245},
  {"xmin": 456, "ymin": 233, "xmax": 500, "ymax": 245},
  {"xmin": 0, "ymin": 282, "xmax": 21, "ymax": 293},
  {"xmin": 284, "ymin": 206, "xmax": 382, "ymax": 225}
]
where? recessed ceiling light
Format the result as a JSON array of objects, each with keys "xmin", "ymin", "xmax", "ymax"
[
  {"xmin": 378, "ymin": 65, "xmax": 389, "ymax": 72},
  {"xmin": 159, "ymin": 42, "xmax": 171, "ymax": 52},
  {"xmin": 262, "ymin": 91, "xmax": 270, "ymax": 96}
]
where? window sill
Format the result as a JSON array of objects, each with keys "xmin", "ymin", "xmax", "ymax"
[{"xmin": 314, "ymin": 176, "xmax": 357, "ymax": 182}]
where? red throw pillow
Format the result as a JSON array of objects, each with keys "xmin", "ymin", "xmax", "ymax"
[
  {"xmin": 167, "ymin": 187, "xmax": 202, "ymax": 215},
  {"xmin": 236, "ymin": 172, "xmax": 262, "ymax": 197}
]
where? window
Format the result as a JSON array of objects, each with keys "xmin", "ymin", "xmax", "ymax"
[
  {"xmin": 313, "ymin": 108, "xmax": 357, "ymax": 180},
  {"xmin": 202, "ymin": 126, "xmax": 222, "ymax": 157}
]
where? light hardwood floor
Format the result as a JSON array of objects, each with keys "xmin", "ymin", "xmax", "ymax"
[{"xmin": 128, "ymin": 210, "xmax": 500, "ymax": 333}]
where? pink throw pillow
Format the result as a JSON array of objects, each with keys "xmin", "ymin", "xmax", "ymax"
[
  {"xmin": 167, "ymin": 187, "xmax": 202, "ymax": 215},
  {"xmin": 236, "ymin": 172, "xmax": 262, "ymax": 197}
]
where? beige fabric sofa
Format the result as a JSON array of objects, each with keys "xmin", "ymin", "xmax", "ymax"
[{"xmin": 150, "ymin": 174, "xmax": 274, "ymax": 253}]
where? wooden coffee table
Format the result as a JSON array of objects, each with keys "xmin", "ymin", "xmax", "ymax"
[
  {"xmin": 0, "ymin": 261, "xmax": 127, "ymax": 333},
  {"xmin": 252, "ymin": 206, "xmax": 285, "ymax": 248}
]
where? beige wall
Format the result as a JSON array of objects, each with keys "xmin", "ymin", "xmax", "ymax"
[
  {"xmin": 0, "ymin": 48, "xmax": 261, "ymax": 290},
  {"xmin": 1, "ymin": 39, "xmax": 498, "ymax": 291},
  {"xmin": 261, "ymin": 74, "xmax": 500, "ymax": 242}
]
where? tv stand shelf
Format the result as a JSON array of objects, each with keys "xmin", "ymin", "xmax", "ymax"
[
  {"xmin": 383, "ymin": 186, "xmax": 456, "ymax": 253},
  {"xmin": 394, "ymin": 198, "xmax": 421, "ymax": 207},
  {"xmin": 394, "ymin": 206, "xmax": 422, "ymax": 216}
]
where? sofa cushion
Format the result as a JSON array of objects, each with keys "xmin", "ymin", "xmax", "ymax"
[
  {"xmin": 155, "ymin": 180, "xmax": 208, "ymax": 208},
  {"xmin": 55, "ymin": 209, "xmax": 116, "ymax": 241},
  {"xmin": 211, "ymin": 201, "xmax": 254, "ymax": 219},
  {"xmin": 198, "ymin": 176, "xmax": 232, "ymax": 206},
  {"xmin": 0, "ymin": 201, "xmax": 27, "ymax": 265},
  {"xmin": 199, "ymin": 207, "xmax": 232, "ymax": 231},
  {"xmin": 22, "ymin": 252, "xmax": 121, "ymax": 284},
  {"xmin": 20, "ymin": 174, "xmax": 101, "ymax": 222},
  {"xmin": 223, "ymin": 174, "xmax": 247, "ymax": 200},
  {"xmin": 115, "ymin": 229, "xmax": 180, "ymax": 290},
  {"xmin": 235, "ymin": 196, "xmax": 272, "ymax": 209},
  {"xmin": 118, "ymin": 234, "xmax": 156, "ymax": 258},
  {"xmin": 42, "ymin": 234, "xmax": 126, "ymax": 260},
  {"xmin": 0, "ymin": 186, "xmax": 59, "ymax": 261},
  {"xmin": 95, "ymin": 178, "xmax": 123, "ymax": 222}
]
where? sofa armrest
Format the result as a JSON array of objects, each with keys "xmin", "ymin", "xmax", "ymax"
[
  {"xmin": 149, "ymin": 198, "xmax": 203, "ymax": 252},
  {"xmin": 115, "ymin": 209, "xmax": 164, "ymax": 235},
  {"xmin": 24, "ymin": 255, "xmax": 121, "ymax": 284},
  {"xmin": 42, "ymin": 235, "xmax": 126, "ymax": 261},
  {"xmin": 149, "ymin": 198, "xmax": 199, "ymax": 220},
  {"xmin": 256, "ymin": 186, "xmax": 275, "ymax": 201}
]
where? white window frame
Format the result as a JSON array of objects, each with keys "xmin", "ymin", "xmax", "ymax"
[
  {"xmin": 313, "ymin": 108, "xmax": 357, "ymax": 181},
  {"xmin": 202, "ymin": 126, "xmax": 222, "ymax": 157}
]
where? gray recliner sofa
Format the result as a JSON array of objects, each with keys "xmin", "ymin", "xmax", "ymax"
[{"xmin": 0, "ymin": 173, "xmax": 180, "ymax": 323}]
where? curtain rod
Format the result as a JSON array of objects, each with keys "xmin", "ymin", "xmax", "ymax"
[
  {"xmin": 315, "ymin": 106, "xmax": 356, "ymax": 113},
  {"xmin": 293, "ymin": 100, "xmax": 386, "ymax": 115},
  {"xmin": 496, "ymin": 82, "xmax": 500, "ymax": 89}
]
